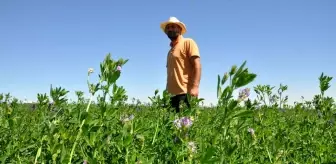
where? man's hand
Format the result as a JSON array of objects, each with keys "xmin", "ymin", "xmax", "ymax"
[{"xmin": 189, "ymin": 86, "xmax": 199, "ymax": 97}]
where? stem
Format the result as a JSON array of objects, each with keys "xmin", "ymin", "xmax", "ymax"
[
  {"xmin": 329, "ymin": 131, "xmax": 334, "ymax": 142},
  {"xmin": 68, "ymin": 95, "xmax": 94, "ymax": 164},
  {"xmin": 279, "ymin": 93, "xmax": 282, "ymax": 108},
  {"xmin": 152, "ymin": 122, "xmax": 159, "ymax": 145},
  {"xmin": 126, "ymin": 148, "xmax": 129, "ymax": 164},
  {"xmin": 266, "ymin": 146, "xmax": 272, "ymax": 163}
]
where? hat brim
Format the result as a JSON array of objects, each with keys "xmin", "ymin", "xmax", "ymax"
[{"xmin": 160, "ymin": 22, "xmax": 187, "ymax": 35}]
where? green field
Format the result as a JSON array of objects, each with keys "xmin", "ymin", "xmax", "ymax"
[{"xmin": 1, "ymin": 54, "xmax": 335, "ymax": 163}]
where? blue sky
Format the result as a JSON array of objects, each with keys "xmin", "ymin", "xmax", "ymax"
[{"xmin": 0, "ymin": 0, "xmax": 335, "ymax": 105}]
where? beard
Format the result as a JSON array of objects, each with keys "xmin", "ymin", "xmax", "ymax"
[{"xmin": 167, "ymin": 31, "xmax": 179, "ymax": 40}]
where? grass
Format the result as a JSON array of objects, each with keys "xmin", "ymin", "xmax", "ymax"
[{"xmin": 0, "ymin": 53, "xmax": 335, "ymax": 163}]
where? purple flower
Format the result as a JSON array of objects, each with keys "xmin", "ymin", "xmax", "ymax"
[
  {"xmin": 83, "ymin": 160, "xmax": 88, "ymax": 164},
  {"xmin": 181, "ymin": 117, "xmax": 193, "ymax": 128},
  {"xmin": 173, "ymin": 117, "xmax": 193, "ymax": 129},
  {"xmin": 238, "ymin": 88, "xmax": 250, "ymax": 100},
  {"xmin": 117, "ymin": 66, "xmax": 122, "ymax": 71}
]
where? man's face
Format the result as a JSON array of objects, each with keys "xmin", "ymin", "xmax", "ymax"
[{"xmin": 165, "ymin": 23, "xmax": 181, "ymax": 40}]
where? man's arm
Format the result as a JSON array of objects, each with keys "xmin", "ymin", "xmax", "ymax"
[
  {"xmin": 186, "ymin": 39, "xmax": 202, "ymax": 88},
  {"xmin": 190, "ymin": 56, "xmax": 201, "ymax": 88}
]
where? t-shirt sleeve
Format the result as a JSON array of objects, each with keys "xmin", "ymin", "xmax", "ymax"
[{"xmin": 186, "ymin": 39, "xmax": 200, "ymax": 57}]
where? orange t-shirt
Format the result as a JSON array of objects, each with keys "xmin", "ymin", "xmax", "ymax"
[{"xmin": 166, "ymin": 35, "xmax": 200, "ymax": 96}]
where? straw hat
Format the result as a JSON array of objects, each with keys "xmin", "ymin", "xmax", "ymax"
[{"xmin": 160, "ymin": 17, "xmax": 187, "ymax": 35}]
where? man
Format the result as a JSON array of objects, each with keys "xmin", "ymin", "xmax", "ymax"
[{"xmin": 160, "ymin": 16, "xmax": 202, "ymax": 112}]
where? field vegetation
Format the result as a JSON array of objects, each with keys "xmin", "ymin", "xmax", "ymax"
[{"xmin": 0, "ymin": 54, "xmax": 335, "ymax": 163}]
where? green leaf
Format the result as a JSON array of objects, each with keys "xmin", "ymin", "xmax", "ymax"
[
  {"xmin": 235, "ymin": 73, "xmax": 257, "ymax": 88},
  {"xmin": 227, "ymin": 144, "xmax": 238, "ymax": 156},
  {"xmin": 90, "ymin": 126, "xmax": 101, "ymax": 133},
  {"xmin": 124, "ymin": 135, "xmax": 133, "ymax": 146},
  {"xmin": 109, "ymin": 69, "xmax": 121, "ymax": 84},
  {"xmin": 228, "ymin": 100, "xmax": 238, "ymax": 110},
  {"xmin": 200, "ymin": 146, "xmax": 219, "ymax": 163},
  {"xmin": 227, "ymin": 110, "xmax": 253, "ymax": 121},
  {"xmin": 80, "ymin": 111, "xmax": 88, "ymax": 121},
  {"xmin": 221, "ymin": 86, "xmax": 233, "ymax": 101},
  {"xmin": 222, "ymin": 73, "xmax": 228, "ymax": 85},
  {"xmin": 217, "ymin": 75, "xmax": 221, "ymax": 99},
  {"xmin": 34, "ymin": 147, "xmax": 42, "ymax": 163}
]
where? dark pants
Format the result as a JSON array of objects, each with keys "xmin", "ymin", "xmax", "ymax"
[{"xmin": 170, "ymin": 94, "xmax": 191, "ymax": 113}]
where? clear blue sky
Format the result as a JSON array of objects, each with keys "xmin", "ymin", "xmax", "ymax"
[{"xmin": 1, "ymin": 0, "xmax": 335, "ymax": 105}]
